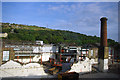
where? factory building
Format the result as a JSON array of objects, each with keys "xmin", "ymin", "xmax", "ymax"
[
  {"xmin": 1, "ymin": 39, "xmax": 118, "ymax": 65},
  {"xmin": 1, "ymin": 40, "xmax": 58, "ymax": 64}
]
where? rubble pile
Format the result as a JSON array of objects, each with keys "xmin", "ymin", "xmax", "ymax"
[
  {"xmin": 69, "ymin": 58, "xmax": 92, "ymax": 73},
  {"xmin": 0, "ymin": 60, "xmax": 48, "ymax": 77},
  {"xmin": 0, "ymin": 60, "xmax": 22, "ymax": 69},
  {"xmin": 23, "ymin": 63, "xmax": 41, "ymax": 68}
]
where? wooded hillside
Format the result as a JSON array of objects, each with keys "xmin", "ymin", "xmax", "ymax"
[{"xmin": 2, "ymin": 23, "xmax": 118, "ymax": 46}]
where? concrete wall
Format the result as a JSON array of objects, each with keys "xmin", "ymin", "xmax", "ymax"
[
  {"xmin": 42, "ymin": 45, "xmax": 57, "ymax": 53},
  {"xmin": 14, "ymin": 52, "xmax": 53, "ymax": 63},
  {"xmin": 33, "ymin": 46, "xmax": 41, "ymax": 53},
  {"xmin": 42, "ymin": 53, "xmax": 51, "ymax": 61},
  {"xmin": 93, "ymin": 48, "xmax": 98, "ymax": 59},
  {"xmin": 5, "ymin": 44, "xmax": 58, "ymax": 53},
  {"xmin": 69, "ymin": 58, "xmax": 92, "ymax": 73},
  {"xmin": 88, "ymin": 48, "xmax": 98, "ymax": 59}
]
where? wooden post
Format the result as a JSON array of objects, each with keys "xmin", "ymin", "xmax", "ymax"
[{"xmin": 17, "ymin": 56, "xmax": 19, "ymax": 61}]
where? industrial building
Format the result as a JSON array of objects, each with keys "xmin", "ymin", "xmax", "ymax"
[
  {"xmin": 1, "ymin": 40, "xmax": 58, "ymax": 64},
  {"xmin": 0, "ymin": 39, "xmax": 119, "ymax": 65}
]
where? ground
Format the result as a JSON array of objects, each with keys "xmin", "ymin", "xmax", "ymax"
[{"xmin": 0, "ymin": 72, "xmax": 119, "ymax": 80}]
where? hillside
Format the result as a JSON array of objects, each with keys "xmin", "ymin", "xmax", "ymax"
[{"xmin": 1, "ymin": 23, "xmax": 118, "ymax": 46}]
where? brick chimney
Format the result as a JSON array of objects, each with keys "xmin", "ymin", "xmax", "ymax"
[
  {"xmin": 100, "ymin": 17, "xmax": 108, "ymax": 47},
  {"xmin": 98, "ymin": 17, "xmax": 109, "ymax": 72}
]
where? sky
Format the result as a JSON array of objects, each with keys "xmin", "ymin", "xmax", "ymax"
[{"xmin": 2, "ymin": 2, "xmax": 119, "ymax": 41}]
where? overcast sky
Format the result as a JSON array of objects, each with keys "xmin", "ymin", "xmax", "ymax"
[{"xmin": 2, "ymin": 2, "xmax": 118, "ymax": 41}]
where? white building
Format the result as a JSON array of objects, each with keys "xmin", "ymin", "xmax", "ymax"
[
  {"xmin": 4, "ymin": 41, "xmax": 58, "ymax": 63},
  {"xmin": 0, "ymin": 33, "xmax": 8, "ymax": 37}
]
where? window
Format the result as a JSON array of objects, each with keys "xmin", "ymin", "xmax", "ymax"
[{"xmin": 3, "ymin": 51, "xmax": 9, "ymax": 61}]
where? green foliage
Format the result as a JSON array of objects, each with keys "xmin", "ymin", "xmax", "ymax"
[
  {"xmin": 2, "ymin": 23, "xmax": 118, "ymax": 46},
  {"xmin": 2, "ymin": 29, "xmax": 11, "ymax": 33}
]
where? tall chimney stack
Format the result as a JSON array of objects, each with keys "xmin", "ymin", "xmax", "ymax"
[
  {"xmin": 98, "ymin": 17, "xmax": 109, "ymax": 72},
  {"xmin": 100, "ymin": 17, "xmax": 108, "ymax": 47}
]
